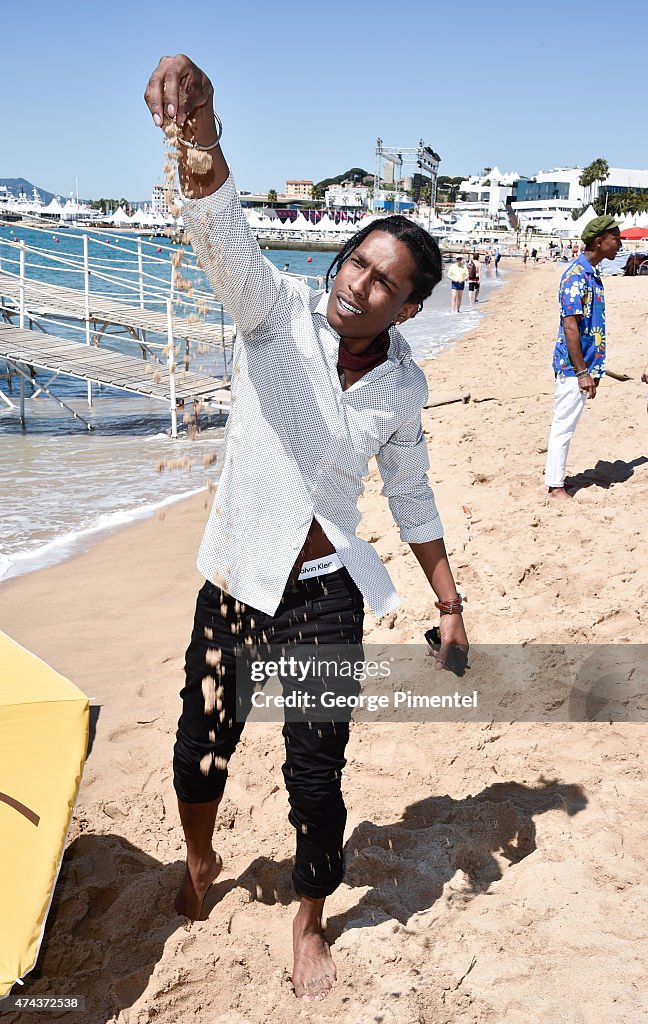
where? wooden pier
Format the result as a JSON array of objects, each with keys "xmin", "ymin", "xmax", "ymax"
[
  {"xmin": 0, "ymin": 234, "xmax": 236, "ymax": 436},
  {"xmin": 0, "ymin": 322, "xmax": 231, "ymax": 432},
  {"xmin": 0, "ymin": 270, "xmax": 233, "ymax": 349}
]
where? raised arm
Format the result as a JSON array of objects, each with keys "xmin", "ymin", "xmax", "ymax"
[
  {"xmin": 145, "ymin": 54, "xmax": 228, "ymax": 199},
  {"xmin": 144, "ymin": 55, "xmax": 283, "ymax": 336}
]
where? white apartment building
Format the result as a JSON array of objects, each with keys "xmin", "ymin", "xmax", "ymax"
[
  {"xmin": 325, "ymin": 183, "xmax": 371, "ymax": 209},
  {"xmin": 152, "ymin": 184, "xmax": 181, "ymax": 216},
  {"xmin": 454, "ymin": 166, "xmax": 520, "ymax": 227}
]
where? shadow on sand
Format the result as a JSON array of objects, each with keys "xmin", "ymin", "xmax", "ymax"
[
  {"xmin": 566, "ymin": 455, "xmax": 648, "ymax": 494},
  {"xmin": 6, "ymin": 778, "xmax": 586, "ymax": 1022}
]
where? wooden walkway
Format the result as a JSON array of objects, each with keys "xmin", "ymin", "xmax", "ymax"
[
  {"xmin": 0, "ymin": 322, "xmax": 231, "ymax": 410},
  {"xmin": 0, "ymin": 271, "xmax": 234, "ymax": 348}
]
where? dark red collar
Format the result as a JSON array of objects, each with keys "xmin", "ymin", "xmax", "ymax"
[{"xmin": 337, "ymin": 329, "xmax": 391, "ymax": 374}]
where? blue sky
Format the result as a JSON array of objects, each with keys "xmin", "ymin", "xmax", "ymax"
[{"xmin": 3, "ymin": 0, "xmax": 646, "ymax": 201}]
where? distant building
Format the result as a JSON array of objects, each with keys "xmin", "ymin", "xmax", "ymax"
[
  {"xmin": 325, "ymin": 183, "xmax": 371, "ymax": 209},
  {"xmin": 285, "ymin": 180, "xmax": 313, "ymax": 200},
  {"xmin": 593, "ymin": 167, "xmax": 648, "ymax": 204},
  {"xmin": 511, "ymin": 167, "xmax": 584, "ymax": 228},
  {"xmin": 152, "ymin": 184, "xmax": 181, "ymax": 216},
  {"xmin": 455, "ymin": 166, "xmax": 521, "ymax": 228}
]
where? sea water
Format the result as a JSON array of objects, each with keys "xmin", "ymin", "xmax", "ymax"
[{"xmin": 0, "ymin": 222, "xmax": 505, "ymax": 582}]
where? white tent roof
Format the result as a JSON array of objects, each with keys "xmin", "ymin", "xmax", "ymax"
[
  {"xmin": 571, "ymin": 204, "xmax": 598, "ymax": 234},
  {"xmin": 548, "ymin": 212, "xmax": 574, "ymax": 235},
  {"xmin": 619, "ymin": 213, "xmax": 637, "ymax": 230},
  {"xmin": 318, "ymin": 214, "xmax": 336, "ymax": 232},
  {"xmin": 131, "ymin": 209, "xmax": 150, "ymax": 225},
  {"xmin": 453, "ymin": 213, "xmax": 475, "ymax": 233},
  {"xmin": 110, "ymin": 207, "xmax": 132, "ymax": 225},
  {"xmin": 44, "ymin": 198, "xmax": 64, "ymax": 215}
]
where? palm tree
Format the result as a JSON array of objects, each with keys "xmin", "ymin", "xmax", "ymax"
[
  {"xmin": 580, "ymin": 158, "xmax": 609, "ymax": 206},
  {"xmin": 267, "ymin": 189, "xmax": 278, "ymax": 205}
]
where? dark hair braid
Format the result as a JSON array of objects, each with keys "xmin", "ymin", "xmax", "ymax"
[{"xmin": 325, "ymin": 215, "xmax": 443, "ymax": 311}]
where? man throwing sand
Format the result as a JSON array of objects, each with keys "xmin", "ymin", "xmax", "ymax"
[
  {"xmin": 544, "ymin": 215, "xmax": 621, "ymax": 500},
  {"xmin": 145, "ymin": 55, "xmax": 468, "ymax": 1002}
]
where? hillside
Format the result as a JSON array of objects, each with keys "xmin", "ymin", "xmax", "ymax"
[{"xmin": 0, "ymin": 178, "xmax": 58, "ymax": 204}]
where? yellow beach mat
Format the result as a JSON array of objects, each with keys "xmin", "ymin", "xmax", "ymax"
[{"xmin": 0, "ymin": 632, "xmax": 89, "ymax": 998}]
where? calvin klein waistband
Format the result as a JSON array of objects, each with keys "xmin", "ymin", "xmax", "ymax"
[{"xmin": 297, "ymin": 553, "xmax": 344, "ymax": 581}]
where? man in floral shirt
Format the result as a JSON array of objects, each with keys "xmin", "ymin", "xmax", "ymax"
[{"xmin": 544, "ymin": 215, "xmax": 621, "ymax": 500}]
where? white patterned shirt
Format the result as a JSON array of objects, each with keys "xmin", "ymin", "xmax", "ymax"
[{"xmin": 183, "ymin": 175, "xmax": 443, "ymax": 617}]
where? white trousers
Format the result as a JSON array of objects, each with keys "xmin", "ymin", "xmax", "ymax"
[{"xmin": 544, "ymin": 375, "xmax": 587, "ymax": 488}]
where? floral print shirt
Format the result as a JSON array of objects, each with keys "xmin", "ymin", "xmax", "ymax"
[{"xmin": 552, "ymin": 253, "xmax": 606, "ymax": 378}]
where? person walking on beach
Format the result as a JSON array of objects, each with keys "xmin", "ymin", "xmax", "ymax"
[
  {"xmin": 145, "ymin": 54, "xmax": 468, "ymax": 1003},
  {"xmin": 448, "ymin": 255, "xmax": 468, "ymax": 311},
  {"xmin": 544, "ymin": 215, "xmax": 621, "ymax": 500},
  {"xmin": 494, "ymin": 244, "xmax": 501, "ymax": 273},
  {"xmin": 523, "ymin": 246, "xmax": 529, "ymax": 267},
  {"xmin": 467, "ymin": 253, "xmax": 480, "ymax": 304}
]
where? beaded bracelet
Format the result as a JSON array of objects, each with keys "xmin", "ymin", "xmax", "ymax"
[
  {"xmin": 177, "ymin": 112, "xmax": 223, "ymax": 152},
  {"xmin": 575, "ymin": 369, "xmax": 590, "ymax": 379},
  {"xmin": 435, "ymin": 597, "xmax": 464, "ymax": 615}
]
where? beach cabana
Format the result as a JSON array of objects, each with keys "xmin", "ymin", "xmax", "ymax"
[
  {"xmin": 42, "ymin": 198, "xmax": 64, "ymax": 219},
  {"xmin": 0, "ymin": 632, "xmax": 89, "ymax": 997},
  {"xmin": 110, "ymin": 207, "xmax": 133, "ymax": 227},
  {"xmin": 571, "ymin": 205, "xmax": 598, "ymax": 235},
  {"xmin": 548, "ymin": 212, "xmax": 574, "ymax": 236},
  {"xmin": 453, "ymin": 213, "xmax": 476, "ymax": 234},
  {"xmin": 318, "ymin": 214, "xmax": 337, "ymax": 233},
  {"xmin": 131, "ymin": 208, "xmax": 154, "ymax": 227}
]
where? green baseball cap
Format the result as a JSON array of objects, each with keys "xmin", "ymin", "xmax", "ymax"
[{"xmin": 581, "ymin": 215, "xmax": 621, "ymax": 246}]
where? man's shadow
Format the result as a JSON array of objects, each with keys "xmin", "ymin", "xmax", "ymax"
[
  {"xmin": 231, "ymin": 779, "xmax": 587, "ymax": 941},
  {"xmin": 566, "ymin": 456, "xmax": 647, "ymax": 494},
  {"xmin": 326, "ymin": 779, "xmax": 587, "ymax": 937}
]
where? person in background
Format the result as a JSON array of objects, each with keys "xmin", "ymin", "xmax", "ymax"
[
  {"xmin": 494, "ymin": 244, "xmax": 501, "ymax": 273},
  {"xmin": 523, "ymin": 246, "xmax": 529, "ymax": 267},
  {"xmin": 467, "ymin": 253, "xmax": 481, "ymax": 304},
  {"xmin": 447, "ymin": 255, "xmax": 469, "ymax": 311},
  {"xmin": 544, "ymin": 216, "xmax": 622, "ymax": 500}
]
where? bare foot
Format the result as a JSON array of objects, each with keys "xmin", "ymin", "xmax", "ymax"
[
  {"xmin": 292, "ymin": 906, "xmax": 336, "ymax": 1002},
  {"xmin": 175, "ymin": 850, "xmax": 222, "ymax": 920},
  {"xmin": 548, "ymin": 486, "xmax": 573, "ymax": 501}
]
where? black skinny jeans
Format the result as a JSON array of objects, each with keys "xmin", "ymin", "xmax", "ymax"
[{"xmin": 174, "ymin": 567, "xmax": 364, "ymax": 899}]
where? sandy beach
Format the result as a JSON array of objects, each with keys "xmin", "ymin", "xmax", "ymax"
[{"xmin": 1, "ymin": 263, "xmax": 647, "ymax": 1023}]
